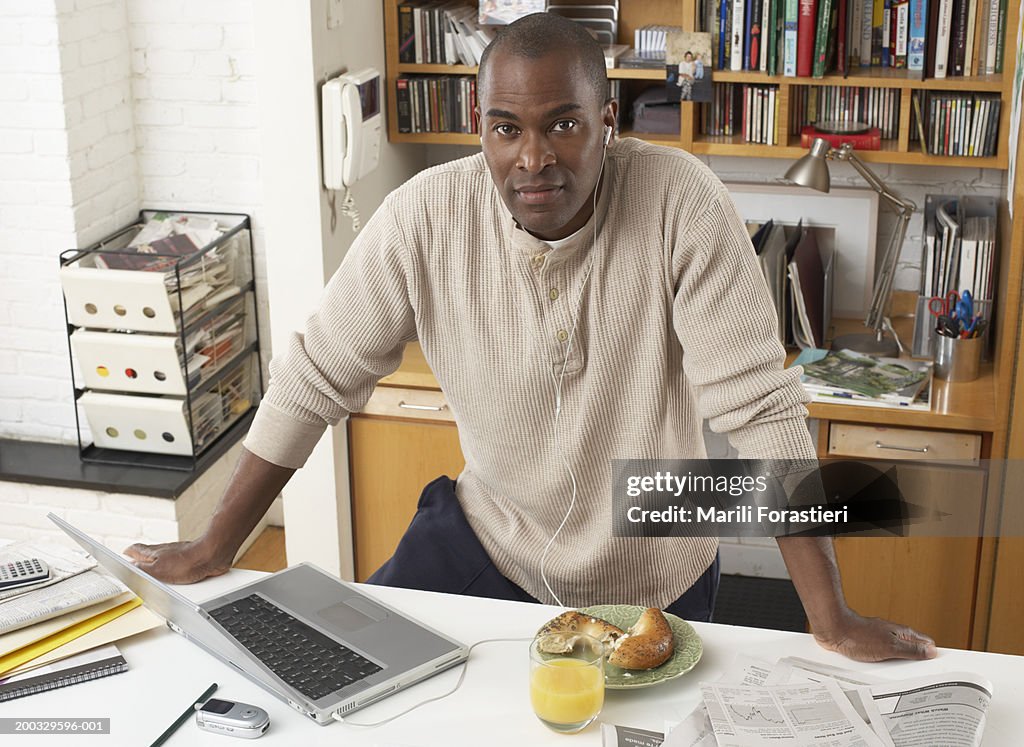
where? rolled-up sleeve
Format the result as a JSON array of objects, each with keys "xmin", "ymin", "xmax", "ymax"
[
  {"xmin": 671, "ymin": 188, "xmax": 816, "ymax": 461},
  {"xmin": 244, "ymin": 197, "xmax": 418, "ymax": 469}
]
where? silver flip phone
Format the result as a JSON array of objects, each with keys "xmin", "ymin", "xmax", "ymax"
[{"xmin": 194, "ymin": 698, "xmax": 270, "ymax": 739}]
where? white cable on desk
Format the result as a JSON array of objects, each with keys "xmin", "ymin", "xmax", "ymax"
[{"xmin": 332, "ymin": 637, "xmax": 533, "ymax": 728}]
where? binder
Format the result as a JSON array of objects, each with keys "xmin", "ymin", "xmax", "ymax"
[{"xmin": 0, "ymin": 645, "xmax": 126, "ymax": 702}]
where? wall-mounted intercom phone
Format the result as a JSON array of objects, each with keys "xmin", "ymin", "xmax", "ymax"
[{"xmin": 321, "ymin": 68, "xmax": 382, "ymax": 190}]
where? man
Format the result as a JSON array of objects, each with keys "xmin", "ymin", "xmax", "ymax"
[{"xmin": 126, "ymin": 14, "xmax": 935, "ymax": 662}]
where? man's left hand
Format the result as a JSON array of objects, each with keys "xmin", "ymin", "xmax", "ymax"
[{"xmin": 812, "ymin": 610, "xmax": 938, "ymax": 662}]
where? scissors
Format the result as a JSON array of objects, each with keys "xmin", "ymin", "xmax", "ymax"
[{"xmin": 929, "ymin": 291, "xmax": 960, "ymax": 319}]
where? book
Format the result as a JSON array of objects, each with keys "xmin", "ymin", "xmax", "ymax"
[
  {"xmin": 800, "ymin": 125, "xmax": 882, "ymax": 148},
  {"xmin": 797, "ymin": 0, "xmax": 817, "ymax": 75},
  {"xmin": 908, "ymin": 0, "xmax": 928, "ymax": 69},
  {"xmin": 0, "ymin": 645, "xmax": 127, "ymax": 702},
  {"xmin": 934, "ymin": 0, "xmax": 956, "ymax": 77},
  {"xmin": 783, "ymin": 0, "xmax": 800, "ymax": 74},
  {"xmin": 812, "ymin": 0, "xmax": 835, "ymax": 76}
]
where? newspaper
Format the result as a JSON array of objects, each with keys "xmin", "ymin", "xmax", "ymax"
[
  {"xmin": 0, "ymin": 570, "xmax": 127, "ymax": 635},
  {"xmin": 662, "ymin": 655, "xmax": 991, "ymax": 747},
  {"xmin": 700, "ymin": 679, "xmax": 884, "ymax": 746},
  {"xmin": 868, "ymin": 672, "xmax": 991, "ymax": 747},
  {"xmin": 0, "ymin": 541, "xmax": 96, "ymax": 603}
]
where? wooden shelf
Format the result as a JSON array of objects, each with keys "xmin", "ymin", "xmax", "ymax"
[
  {"xmin": 393, "ymin": 63, "xmax": 666, "ymax": 80},
  {"xmin": 711, "ymin": 69, "xmax": 1005, "ymax": 91}
]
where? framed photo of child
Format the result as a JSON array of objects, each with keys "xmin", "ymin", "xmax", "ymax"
[{"xmin": 665, "ymin": 31, "xmax": 713, "ymax": 103}]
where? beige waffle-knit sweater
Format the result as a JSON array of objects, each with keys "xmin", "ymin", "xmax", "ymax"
[{"xmin": 244, "ymin": 137, "xmax": 817, "ymax": 608}]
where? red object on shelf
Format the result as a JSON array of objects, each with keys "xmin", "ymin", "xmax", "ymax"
[{"xmin": 800, "ymin": 125, "xmax": 883, "ymax": 150}]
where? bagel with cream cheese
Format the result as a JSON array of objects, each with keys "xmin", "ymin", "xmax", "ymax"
[
  {"xmin": 535, "ymin": 610, "xmax": 626, "ymax": 654},
  {"xmin": 606, "ymin": 607, "xmax": 675, "ymax": 670},
  {"xmin": 535, "ymin": 608, "xmax": 676, "ymax": 670}
]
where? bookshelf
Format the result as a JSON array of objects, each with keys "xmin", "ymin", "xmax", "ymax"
[{"xmin": 382, "ymin": 0, "xmax": 1016, "ymax": 167}]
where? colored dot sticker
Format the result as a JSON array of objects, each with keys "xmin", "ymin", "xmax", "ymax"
[
  {"xmin": 96, "ymin": 366, "xmax": 109, "ymax": 377},
  {"xmin": 125, "ymin": 368, "xmax": 137, "ymax": 379},
  {"xmin": 105, "ymin": 427, "xmax": 119, "ymax": 438}
]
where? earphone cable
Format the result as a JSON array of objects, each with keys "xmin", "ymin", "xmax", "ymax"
[
  {"xmin": 538, "ymin": 141, "xmax": 607, "ymax": 609},
  {"xmin": 331, "ymin": 637, "xmax": 533, "ymax": 728}
]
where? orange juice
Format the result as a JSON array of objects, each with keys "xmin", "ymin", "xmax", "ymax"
[{"xmin": 529, "ymin": 657, "xmax": 604, "ymax": 726}]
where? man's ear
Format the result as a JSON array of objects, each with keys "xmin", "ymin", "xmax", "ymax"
[
  {"xmin": 474, "ymin": 107, "xmax": 482, "ymax": 137},
  {"xmin": 603, "ymin": 99, "xmax": 618, "ymax": 133}
]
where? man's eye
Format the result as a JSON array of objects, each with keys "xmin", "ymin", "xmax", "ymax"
[
  {"xmin": 495, "ymin": 124, "xmax": 519, "ymax": 136},
  {"xmin": 551, "ymin": 120, "xmax": 577, "ymax": 132}
]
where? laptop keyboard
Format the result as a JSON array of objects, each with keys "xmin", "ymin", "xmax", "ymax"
[{"xmin": 209, "ymin": 593, "xmax": 383, "ymax": 701}]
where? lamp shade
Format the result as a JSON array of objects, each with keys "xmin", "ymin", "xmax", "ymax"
[{"xmin": 783, "ymin": 137, "xmax": 832, "ymax": 192}]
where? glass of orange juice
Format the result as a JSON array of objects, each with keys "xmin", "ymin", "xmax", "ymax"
[{"xmin": 529, "ymin": 632, "xmax": 605, "ymax": 734}]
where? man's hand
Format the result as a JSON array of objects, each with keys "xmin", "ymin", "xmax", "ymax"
[
  {"xmin": 123, "ymin": 539, "xmax": 231, "ymax": 585},
  {"xmin": 777, "ymin": 536, "xmax": 938, "ymax": 662},
  {"xmin": 811, "ymin": 609, "xmax": 937, "ymax": 662}
]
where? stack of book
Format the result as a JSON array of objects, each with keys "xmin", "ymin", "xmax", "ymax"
[
  {"xmin": 792, "ymin": 348, "xmax": 933, "ymax": 410},
  {"xmin": 910, "ymin": 91, "xmax": 1002, "ymax": 157},
  {"xmin": 703, "ymin": 0, "xmax": 1009, "ymax": 78},
  {"xmin": 790, "ymin": 85, "xmax": 901, "ymax": 143},
  {"xmin": 0, "ymin": 541, "xmax": 162, "ymax": 701},
  {"xmin": 699, "ymin": 82, "xmax": 780, "ymax": 142}
]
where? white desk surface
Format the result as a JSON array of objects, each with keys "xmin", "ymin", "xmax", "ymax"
[{"xmin": 3, "ymin": 569, "xmax": 1023, "ymax": 746}]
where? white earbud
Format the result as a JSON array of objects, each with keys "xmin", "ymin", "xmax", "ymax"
[{"xmin": 603, "ymin": 125, "xmax": 613, "ymax": 146}]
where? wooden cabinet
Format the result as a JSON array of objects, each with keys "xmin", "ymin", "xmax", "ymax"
[
  {"xmin": 382, "ymin": 0, "xmax": 1018, "ymax": 168},
  {"xmin": 347, "ymin": 358, "xmax": 465, "ymax": 582},
  {"xmin": 826, "ymin": 422, "xmax": 988, "ymax": 648}
]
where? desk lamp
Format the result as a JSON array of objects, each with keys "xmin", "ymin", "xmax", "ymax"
[{"xmin": 782, "ymin": 138, "xmax": 916, "ymax": 357}]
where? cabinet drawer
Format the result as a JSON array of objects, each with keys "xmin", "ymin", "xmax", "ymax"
[
  {"xmin": 828, "ymin": 423, "xmax": 981, "ymax": 463},
  {"xmin": 359, "ymin": 386, "xmax": 454, "ymax": 423}
]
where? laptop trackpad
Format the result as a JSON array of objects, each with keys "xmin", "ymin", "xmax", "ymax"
[{"xmin": 317, "ymin": 598, "xmax": 388, "ymax": 633}]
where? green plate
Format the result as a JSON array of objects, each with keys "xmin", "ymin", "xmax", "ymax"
[{"xmin": 579, "ymin": 605, "xmax": 703, "ymax": 689}]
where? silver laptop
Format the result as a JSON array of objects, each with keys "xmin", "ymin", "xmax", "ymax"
[{"xmin": 49, "ymin": 514, "xmax": 469, "ymax": 726}]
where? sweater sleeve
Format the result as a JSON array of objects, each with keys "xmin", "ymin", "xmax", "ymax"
[
  {"xmin": 244, "ymin": 197, "xmax": 418, "ymax": 469},
  {"xmin": 671, "ymin": 187, "xmax": 817, "ymax": 461}
]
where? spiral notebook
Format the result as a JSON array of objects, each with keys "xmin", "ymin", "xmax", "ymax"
[{"xmin": 0, "ymin": 644, "xmax": 127, "ymax": 701}]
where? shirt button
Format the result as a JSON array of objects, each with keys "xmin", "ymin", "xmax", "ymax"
[
  {"xmin": 549, "ymin": 288, "xmax": 559, "ymax": 300},
  {"xmin": 533, "ymin": 254, "xmax": 545, "ymax": 268},
  {"xmin": 556, "ymin": 329, "xmax": 568, "ymax": 342}
]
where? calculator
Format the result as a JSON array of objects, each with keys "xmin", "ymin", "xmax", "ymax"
[{"xmin": 0, "ymin": 558, "xmax": 50, "ymax": 590}]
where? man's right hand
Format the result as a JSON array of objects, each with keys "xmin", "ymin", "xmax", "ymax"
[{"xmin": 123, "ymin": 539, "xmax": 231, "ymax": 585}]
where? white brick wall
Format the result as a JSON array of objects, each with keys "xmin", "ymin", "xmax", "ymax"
[
  {"xmin": 0, "ymin": 1, "xmax": 79, "ymax": 444},
  {"xmin": 0, "ymin": 0, "xmax": 269, "ymax": 447},
  {"xmin": 127, "ymin": 0, "xmax": 271, "ymax": 386}
]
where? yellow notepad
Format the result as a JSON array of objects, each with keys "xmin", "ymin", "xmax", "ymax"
[{"xmin": 0, "ymin": 597, "xmax": 141, "ymax": 676}]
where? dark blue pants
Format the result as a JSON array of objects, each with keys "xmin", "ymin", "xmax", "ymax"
[{"xmin": 367, "ymin": 476, "xmax": 720, "ymax": 622}]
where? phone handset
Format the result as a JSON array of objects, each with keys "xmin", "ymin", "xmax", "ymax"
[{"xmin": 321, "ymin": 68, "xmax": 383, "ymax": 231}]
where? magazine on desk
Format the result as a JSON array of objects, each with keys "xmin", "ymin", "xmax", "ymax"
[
  {"xmin": 791, "ymin": 349, "xmax": 933, "ymax": 411},
  {"xmin": 646, "ymin": 654, "xmax": 992, "ymax": 747}
]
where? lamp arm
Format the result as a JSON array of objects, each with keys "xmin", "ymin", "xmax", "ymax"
[
  {"xmin": 836, "ymin": 147, "xmax": 917, "ymax": 216},
  {"xmin": 832, "ymin": 146, "xmax": 917, "ymax": 337}
]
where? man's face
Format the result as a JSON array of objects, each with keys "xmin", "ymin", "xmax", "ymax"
[{"xmin": 477, "ymin": 49, "xmax": 616, "ymax": 241}]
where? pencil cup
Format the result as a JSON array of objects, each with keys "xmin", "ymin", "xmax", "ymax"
[{"xmin": 934, "ymin": 334, "xmax": 983, "ymax": 382}]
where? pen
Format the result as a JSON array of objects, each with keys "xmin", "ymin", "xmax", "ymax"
[{"xmin": 149, "ymin": 682, "xmax": 218, "ymax": 747}]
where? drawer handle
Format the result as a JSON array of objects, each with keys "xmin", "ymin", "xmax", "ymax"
[
  {"xmin": 398, "ymin": 401, "xmax": 447, "ymax": 412},
  {"xmin": 874, "ymin": 440, "xmax": 930, "ymax": 454}
]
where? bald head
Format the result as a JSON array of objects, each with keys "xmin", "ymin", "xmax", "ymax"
[{"xmin": 477, "ymin": 12, "xmax": 609, "ymax": 105}]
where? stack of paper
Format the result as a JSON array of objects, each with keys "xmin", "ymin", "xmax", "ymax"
[
  {"xmin": 792, "ymin": 348, "xmax": 933, "ymax": 411},
  {"xmin": 0, "ymin": 541, "xmax": 162, "ymax": 683}
]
